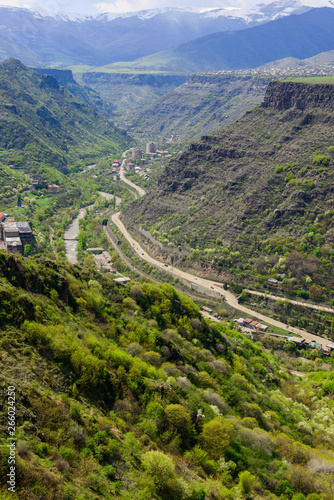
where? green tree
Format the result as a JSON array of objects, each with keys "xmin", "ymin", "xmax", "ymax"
[
  {"xmin": 142, "ymin": 450, "xmax": 175, "ymax": 490},
  {"xmin": 200, "ymin": 418, "xmax": 232, "ymax": 459},
  {"xmin": 24, "ymin": 244, "xmax": 32, "ymax": 255},
  {"xmin": 165, "ymin": 404, "xmax": 191, "ymax": 434},
  {"xmin": 78, "ymin": 230, "xmax": 88, "ymax": 250}
]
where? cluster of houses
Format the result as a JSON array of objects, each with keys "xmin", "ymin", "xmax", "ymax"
[
  {"xmin": 122, "ymin": 144, "xmax": 171, "ymax": 182},
  {"xmin": 234, "ymin": 316, "xmax": 334, "ymax": 355},
  {"xmin": 111, "ymin": 160, "xmax": 121, "ymax": 180},
  {"xmin": 30, "ymin": 179, "xmax": 60, "ymax": 192},
  {"xmin": 235, "ymin": 317, "xmax": 268, "ymax": 334},
  {"xmin": 110, "ymin": 144, "xmax": 171, "ymax": 184},
  {"xmin": 286, "ymin": 336, "xmax": 334, "ymax": 355},
  {"xmin": 126, "ymin": 161, "xmax": 151, "ymax": 181},
  {"xmin": 0, "ymin": 212, "xmax": 33, "ymax": 255}
]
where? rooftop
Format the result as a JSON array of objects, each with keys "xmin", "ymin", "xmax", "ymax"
[
  {"xmin": 17, "ymin": 222, "xmax": 32, "ymax": 233},
  {"xmin": 5, "ymin": 237, "xmax": 22, "ymax": 246}
]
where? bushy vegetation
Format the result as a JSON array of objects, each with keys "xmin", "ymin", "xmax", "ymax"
[
  {"xmin": 1, "ymin": 252, "xmax": 334, "ymax": 499},
  {"xmin": 124, "ymin": 99, "xmax": 334, "ymax": 314}
]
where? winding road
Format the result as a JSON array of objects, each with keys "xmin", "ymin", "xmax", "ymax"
[{"xmin": 113, "ymin": 162, "xmax": 332, "ymax": 350}]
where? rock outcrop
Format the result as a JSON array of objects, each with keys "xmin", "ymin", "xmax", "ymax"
[{"xmin": 262, "ymin": 81, "xmax": 334, "ymax": 111}]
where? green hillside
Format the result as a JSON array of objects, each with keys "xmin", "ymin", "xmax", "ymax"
[
  {"xmin": 0, "ymin": 58, "xmax": 130, "ymax": 181},
  {"xmin": 124, "ymin": 81, "xmax": 334, "ymax": 307},
  {"xmin": 1, "ymin": 252, "xmax": 334, "ymax": 499},
  {"xmin": 130, "ymin": 73, "xmax": 271, "ymax": 141}
]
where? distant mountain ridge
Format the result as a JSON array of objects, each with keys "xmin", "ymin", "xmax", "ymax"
[
  {"xmin": 0, "ymin": 2, "xmax": 332, "ymax": 68},
  {"xmin": 120, "ymin": 7, "xmax": 334, "ymax": 73}
]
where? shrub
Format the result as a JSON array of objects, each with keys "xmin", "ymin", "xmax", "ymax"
[
  {"xmin": 55, "ymin": 457, "xmax": 70, "ymax": 473},
  {"xmin": 146, "ymin": 401, "xmax": 164, "ymax": 421},
  {"xmin": 17, "ymin": 440, "xmax": 31, "ymax": 459},
  {"xmin": 136, "ymin": 419, "xmax": 158, "ymax": 439},
  {"xmin": 185, "ymin": 445, "xmax": 209, "ymax": 468},
  {"xmin": 287, "ymin": 464, "xmax": 317, "ymax": 495},
  {"xmin": 70, "ymin": 404, "xmax": 82, "ymax": 423},
  {"xmin": 165, "ymin": 404, "xmax": 191, "ymax": 433},
  {"xmin": 142, "ymin": 450, "xmax": 175, "ymax": 490},
  {"xmin": 238, "ymin": 470, "xmax": 257, "ymax": 496},
  {"xmin": 34, "ymin": 442, "xmax": 49, "ymax": 457},
  {"xmin": 238, "ymin": 427, "xmax": 273, "ymax": 455},
  {"xmin": 59, "ymin": 445, "xmax": 77, "ymax": 464},
  {"xmin": 242, "ymin": 417, "xmax": 258, "ymax": 429}
]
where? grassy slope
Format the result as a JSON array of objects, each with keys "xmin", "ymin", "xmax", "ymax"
[{"xmin": 0, "ymin": 253, "xmax": 334, "ymax": 499}]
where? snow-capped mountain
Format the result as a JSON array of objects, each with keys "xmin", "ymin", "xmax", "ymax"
[
  {"xmin": 87, "ymin": 0, "xmax": 334, "ymax": 22},
  {"xmin": 8, "ymin": 0, "xmax": 334, "ymax": 23},
  {"xmin": 0, "ymin": 1, "xmax": 333, "ymax": 68}
]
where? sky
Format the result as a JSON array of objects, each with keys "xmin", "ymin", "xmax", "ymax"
[{"xmin": 0, "ymin": 0, "xmax": 330, "ymax": 16}]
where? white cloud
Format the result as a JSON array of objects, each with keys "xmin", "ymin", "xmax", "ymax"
[
  {"xmin": 0, "ymin": 0, "xmax": 99, "ymax": 15},
  {"xmin": 0, "ymin": 0, "xmax": 29, "ymax": 7}
]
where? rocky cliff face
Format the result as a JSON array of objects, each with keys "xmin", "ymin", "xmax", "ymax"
[
  {"xmin": 263, "ymin": 81, "xmax": 334, "ymax": 111},
  {"xmin": 32, "ymin": 68, "xmax": 76, "ymax": 86},
  {"xmin": 80, "ymin": 72, "xmax": 187, "ymax": 88}
]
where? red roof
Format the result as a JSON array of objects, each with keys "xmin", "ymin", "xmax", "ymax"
[{"xmin": 0, "ymin": 212, "xmax": 4, "ymax": 218}]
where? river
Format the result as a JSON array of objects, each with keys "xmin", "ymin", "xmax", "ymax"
[{"xmin": 64, "ymin": 192, "xmax": 121, "ymax": 264}]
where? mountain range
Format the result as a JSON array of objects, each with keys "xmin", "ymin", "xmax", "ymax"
[
  {"xmin": 130, "ymin": 73, "xmax": 272, "ymax": 140},
  {"xmin": 109, "ymin": 7, "xmax": 334, "ymax": 74},
  {"xmin": 0, "ymin": 2, "xmax": 333, "ymax": 69}
]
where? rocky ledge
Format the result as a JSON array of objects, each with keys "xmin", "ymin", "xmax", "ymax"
[{"xmin": 262, "ymin": 80, "xmax": 334, "ymax": 111}]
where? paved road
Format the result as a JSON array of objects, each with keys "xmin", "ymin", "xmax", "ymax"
[
  {"xmin": 112, "ymin": 212, "xmax": 330, "ymax": 349},
  {"xmin": 104, "ymin": 223, "xmax": 210, "ymax": 303},
  {"xmin": 115, "ymin": 162, "xmax": 331, "ymax": 349},
  {"xmin": 120, "ymin": 160, "xmax": 146, "ymax": 197}
]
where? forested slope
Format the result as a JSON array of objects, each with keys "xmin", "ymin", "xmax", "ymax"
[
  {"xmin": 0, "ymin": 252, "xmax": 334, "ymax": 499},
  {"xmin": 0, "ymin": 58, "xmax": 130, "ymax": 179}
]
